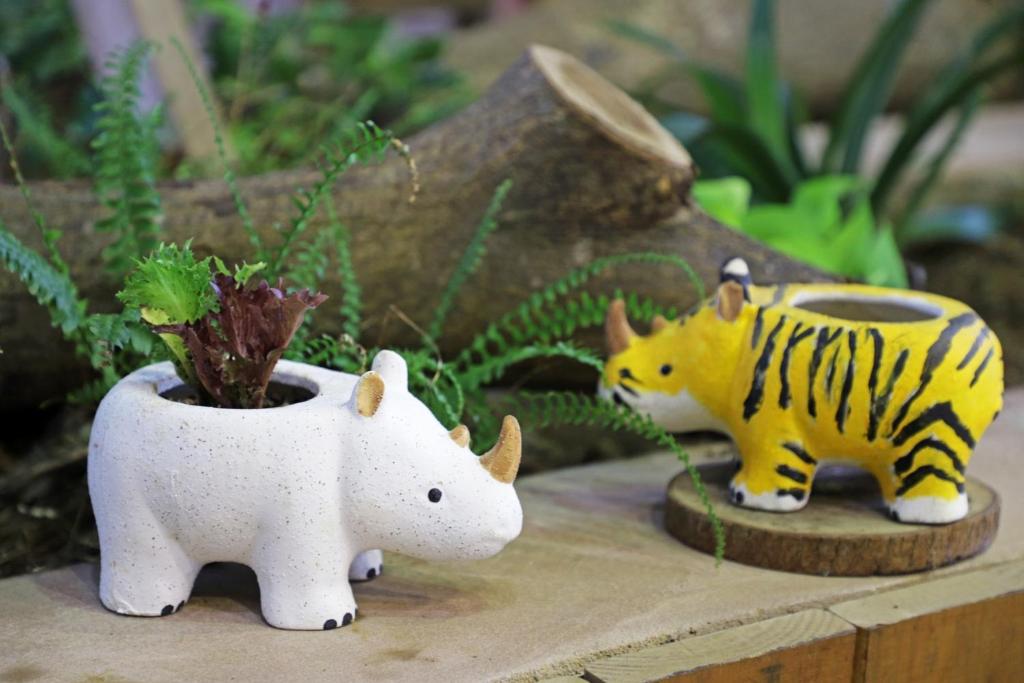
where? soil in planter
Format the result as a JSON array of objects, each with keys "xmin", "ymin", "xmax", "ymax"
[
  {"xmin": 161, "ymin": 382, "xmax": 316, "ymax": 408},
  {"xmin": 911, "ymin": 222, "xmax": 1024, "ymax": 387}
]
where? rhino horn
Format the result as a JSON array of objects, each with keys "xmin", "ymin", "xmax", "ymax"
[
  {"xmin": 480, "ymin": 416, "xmax": 521, "ymax": 484},
  {"xmin": 605, "ymin": 299, "xmax": 636, "ymax": 354},
  {"xmin": 651, "ymin": 314, "xmax": 669, "ymax": 333},
  {"xmin": 449, "ymin": 424, "xmax": 470, "ymax": 448}
]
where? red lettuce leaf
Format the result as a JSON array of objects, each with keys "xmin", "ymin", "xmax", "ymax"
[{"xmin": 157, "ymin": 274, "xmax": 326, "ymax": 408}]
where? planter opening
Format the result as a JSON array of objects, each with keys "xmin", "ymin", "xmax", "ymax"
[
  {"xmin": 792, "ymin": 295, "xmax": 943, "ymax": 323},
  {"xmin": 160, "ymin": 380, "xmax": 316, "ymax": 408}
]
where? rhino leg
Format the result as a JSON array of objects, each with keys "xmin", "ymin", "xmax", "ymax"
[
  {"xmin": 251, "ymin": 537, "xmax": 358, "ymax": 630},
  {"xmin": 349, "ymin": 549, "xmax": 384, "ymax": 582},
  {"xmin": 97, "ymin": 507, "xmax": 200, "ymax": 617}
]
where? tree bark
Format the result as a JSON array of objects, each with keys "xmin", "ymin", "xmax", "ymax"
[{"xmin": 0, "ymin": 45, "xmax": 830, "ymax": 411}]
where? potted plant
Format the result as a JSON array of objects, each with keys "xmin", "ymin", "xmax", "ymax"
[{"xmin": 87, "ymin": 243, "xmax": 524, "ymax": 630}]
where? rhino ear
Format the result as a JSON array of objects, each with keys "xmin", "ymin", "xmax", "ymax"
[
  {"xmin": 371, "ymin": 350, "xmax": 408, "ymax": 393},
  {"xmin": 353, "ymin": 372, "xmax": 385, "ymax": 417}
]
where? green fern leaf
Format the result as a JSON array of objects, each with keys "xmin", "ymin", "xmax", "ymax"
[{"xmin": 427, "ymin": 179, "xmax": 512, "ymax": 341}]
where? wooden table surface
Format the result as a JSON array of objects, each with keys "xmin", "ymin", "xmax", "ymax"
[{"xmin": 2, "ymin": 390, "xmax": 1022, "ymax": 682}]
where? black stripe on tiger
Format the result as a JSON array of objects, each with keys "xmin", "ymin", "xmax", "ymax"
[
  {"xmin": 778, "ymin": 323, "xmax": 815, "ymax": 409},
  {"xmin": 807, "ymin": 327, "xmax": 843, "ymax": 418},
  {"xmin": 893, "ymin": 437, "xmax": 964, "ymax": 476},
  {"xmin": 777, "ymin": 488, "xmax": 806, "ymax": 501},
  {"xmin": 890, "ymin": 312, "xmax": 978, "ymax": 435},
  {"xmin": 896, "ymin": 465, "xmax": 965, "ymax": 496},
  {"xmin": 742, "ymin": 315, "xmax": 788, "ymax": 420},
  {"xmin": 824, "ymin": 346, "xmax": 840, "ymax": 396},
  {"xmin": 869, "ymin": 348, "xmax": 909, "ymax": 442},
  {"xmin": 750, "ymin": 307, "xmax": 765, "ymax": 349},
  {"xmin": 893, "ymin": 401, "xmax": 975, "ymax": 449},
  {"xmin": 957, "ymin": 327, "xmax": 990, "ymax": 370},
  {"xmin": 835, "ymin": 331, "xmax": 857, "ymax": 434},
  {"xmin": 776, "ymin": 464, "xmax": 809, "ymax": 485},
  {"xmin": 866, "ymin": 329, "xmax": 884, "ymax": 440},
  {"xmin": 970, "ymin": 347, "xmax": 995, "ymax": 388},
  {"xmin": 782, "ymin": 441, "xmax": 817, "ymax": 466}
]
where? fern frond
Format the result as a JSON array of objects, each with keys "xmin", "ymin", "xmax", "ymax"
[
  {"xmin": 325, "ymin": 195, "xmax": 362, "ymax": 339},
  {"xmin": 456, "ymin": 252, "xmax": 701, "ymax": 371},
  {"xmin": 511, "ymin": 391, "xmax": 725, "ymax": 562},
  {"xmin": 268, "ymin": 121, "xmax": 398, "ymax": 274},
  {"xmin": 0, "ymin": 221, "xmax": 86, "ymax": 335},
  {"xmin": 458, "ymin": 341, "xmax": 603, "ymax": 391},
  {"xmin": 92, "ymin": 41, "xmax": 163, "ymax": 273},
  {"xmin": 427, "ymin": 179, "xmax": 512, "ymax": 341},
  {"xmin": 289, "ymin": 333, "xmax": 366, "ymax": 374},
  {"xmin": 169, "ymin": 37, "xmax": 259, "ymax": 255}
]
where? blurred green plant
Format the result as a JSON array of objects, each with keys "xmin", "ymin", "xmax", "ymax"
[
  {"xmin": 694, "ymin": 176, "xmax": 907, "ymax": 287},
  {"xmin": 189, "ymin": 0, "xmax": 471, "ymax": 174},
  {"xmin": 0, "ymin": 0, "xmax": 95, "ymax": 179},
  {"xmin": 613, "ymin": 0, "xmax": 1024, "ymax": 253}
]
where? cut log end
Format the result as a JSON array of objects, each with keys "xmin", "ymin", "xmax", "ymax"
[{"xmin": 529, "ymin": 44, "xmax": 693, "ymax": 171}]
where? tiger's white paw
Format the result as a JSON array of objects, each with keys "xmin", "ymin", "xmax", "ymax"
[
  {"xmin": 728, "ymin": 482, "xmax": 808, "ymax": 512},
  {"xmin": 890, "ymin": 494, "xmax": 968, "ymax": 524}
]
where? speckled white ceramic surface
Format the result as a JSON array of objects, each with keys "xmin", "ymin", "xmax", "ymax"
[{"xmin": 87, "ymin": 351, "xmax": 523, "ymax": 630}]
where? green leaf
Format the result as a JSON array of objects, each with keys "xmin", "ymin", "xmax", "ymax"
[
  {"xmin": 691, "ymin": 177, "xmax": 752, "ymax": 227},
  {"xmin": 428, "ymin": 179, "xmax": 512, "ymax": 341},
  {"xmin": 117, "ymin": 242, "xmax": 217, "ymax": 325},
  {"xmin": 872, "ymin": 7, "xmax": 1024, "ymax": 216},
  {"xmin": 233, "ymin": 261, "xmax": 267, "ymax": 286},
  {"xmin": 745, "ymin": 0, "xmax": 792, "ymax": 177},
  {"xmin": 821, "ymin": 0, "xmax": 931, "ymax": 174},
  {"xmin": 609, "ymin": 20, "xmax": 746, "ymax": 127},
  {"xmin": 692, "ymin": 124, "xmax": 794, "ymax": 201}
]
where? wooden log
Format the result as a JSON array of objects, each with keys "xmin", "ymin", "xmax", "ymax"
[
  {"xmin": 665, "ymin": 461, "xmax": 1000, "ymax": 576},
  {"xmin": 0, "ymin": 45, "xmax": 830, "ymax": 410}
]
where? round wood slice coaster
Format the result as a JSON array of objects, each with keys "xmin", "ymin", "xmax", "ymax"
[{"xmin": 665, "ymin": 461, "xmax": 1000, "ymax": 576}]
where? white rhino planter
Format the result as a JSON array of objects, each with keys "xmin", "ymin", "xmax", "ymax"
[{"xmin": 88, "ymin": 350, "xmax": 523, "ymax": 630}]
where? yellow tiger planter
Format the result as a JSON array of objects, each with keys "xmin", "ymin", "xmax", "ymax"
[{"xmin": 601, "ymin": 257, "xmax": 1004, "ymax": 524}]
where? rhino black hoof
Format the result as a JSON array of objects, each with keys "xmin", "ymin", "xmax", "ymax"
[
  {"xmin": 342, "ymin": 612, "xmax": 353, "ymax": 627},
  {"xmin": 889, "ymin": 509, "xmax": 901, "ymax": 522},
  {"xmin": 323, "ymin": 619, "xmax": 338, "ymax": 630},
  {"xmin": 729, "ymin": 488, "xmax": 744, "ymax": 504},
  {"xmin": 366, "ymin": 568, "xmax": 377, "ymax": 580},
  {"xmin": 161, "ymin": 604, "xmax": 174, "ymax": 616}
]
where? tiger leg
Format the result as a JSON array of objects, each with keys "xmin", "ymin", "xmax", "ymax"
[
  {"xmin": 885, "ymin": 436, "xmax": 969, "ymax": 524},
  {"xmin": 729, "ymin": 439, "xmax": 818, "ymax": 512}
]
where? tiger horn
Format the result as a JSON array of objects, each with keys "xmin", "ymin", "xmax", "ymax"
[
  {"xmin": 605, "ymin": 299, "xmax": 637, "ymax": 354},
  {"xmin": 480, "ymin": 416, "xmax": 521, "ymax": 484},
  {"xmin": 651, "ymin": 315, "xmax": 669, "ymax": 333}
]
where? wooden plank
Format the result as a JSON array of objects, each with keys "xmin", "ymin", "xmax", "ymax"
[
  {"xmin": 830, "ymin": 560, "xmax": 1024, "ymax": 682},
  {"xmin": 128, "ymin": 0, "xmax": 224, "ymax": 160},
  {"xmin": 584, "ymin": 609, "xmax": 856, "ymax": 683}
]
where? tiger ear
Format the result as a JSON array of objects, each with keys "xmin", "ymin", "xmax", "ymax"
[{"xmin": 716, "ymin": 281, "xmax": 747, "ymax": 323}]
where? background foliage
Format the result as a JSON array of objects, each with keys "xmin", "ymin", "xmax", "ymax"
[{"xmin": 615, "ymin": 0, "xmax": 1024, "ymax": 277}]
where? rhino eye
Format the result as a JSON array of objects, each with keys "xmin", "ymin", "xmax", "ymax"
[
  {"xmin": 660, "ymin": 364, "xmax": 673, "ymax": 376},
  {"xmin": 428, "ymin": 488, "xmax": 443, "ymax": 503}
]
